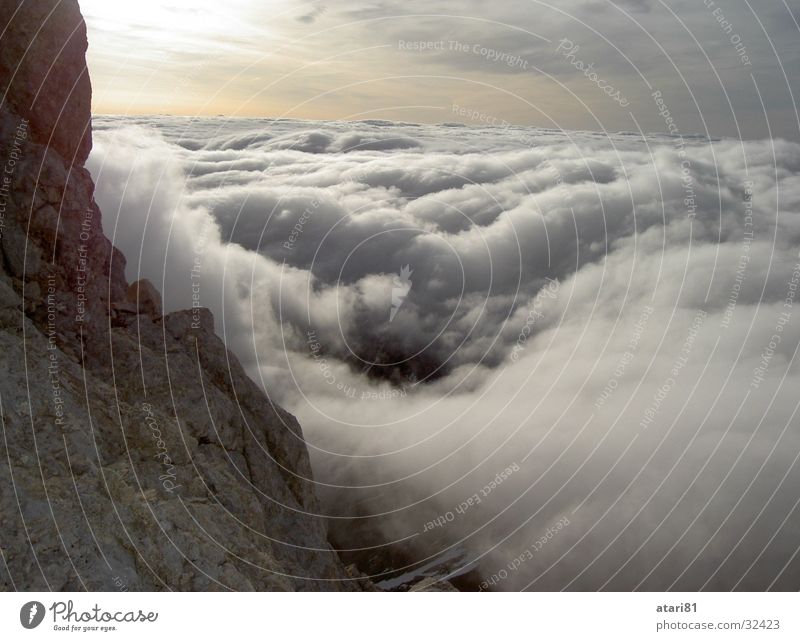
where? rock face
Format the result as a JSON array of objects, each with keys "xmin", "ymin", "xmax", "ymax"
[
  {"xmin": 0, "ymin": 0, "xmax": 92, "ymax": 164},
  {"xmin": 126, "ymin": 279, "xmax": 162, "ymax": 319},
  {"xmin": 0, "ymin": 0, "xmax": 358, "ymax": 591}
]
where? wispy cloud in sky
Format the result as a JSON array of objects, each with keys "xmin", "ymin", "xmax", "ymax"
[{"xmin": 82, "ymin": 0, "xmax": 800, "ymax": 140}]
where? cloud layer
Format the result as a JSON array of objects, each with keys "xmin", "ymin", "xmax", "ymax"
[{"xmin": 89, "ymin": 115, "xmax": 800, "ymax": 589}]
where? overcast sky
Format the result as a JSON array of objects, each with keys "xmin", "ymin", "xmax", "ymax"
[{"xmin": 81, "ymin": 0, "xmax": 800, "ymax": 141}]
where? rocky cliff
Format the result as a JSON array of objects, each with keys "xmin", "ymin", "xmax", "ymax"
[{"xmin": 0, "ymin": 0, "xmax": 361, "ymax": 591}]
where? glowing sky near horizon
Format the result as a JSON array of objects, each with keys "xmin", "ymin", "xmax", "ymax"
[{"xmin": 80, "ymin": 0, "xmax": 800, "ymax": 140}]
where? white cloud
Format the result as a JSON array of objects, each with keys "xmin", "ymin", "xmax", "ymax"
[{"xmin": 89, "ymin": 115, "xmax": 800, "ymax": 589}]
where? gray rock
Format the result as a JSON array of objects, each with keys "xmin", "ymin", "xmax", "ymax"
[
  {"xmin": 127, "ymin": 279, "xmax": 162, "ymax": 319},
  {"xmin": 0, "ymin": 0, "xmax": 92, "ymax": 163},
  {"xmin": 0, "ymin": 0, "xmax": 371, "ymax": 592}
]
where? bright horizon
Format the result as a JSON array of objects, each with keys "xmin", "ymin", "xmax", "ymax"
[{"xmin": 81, "ymin": 0, "xmax": 800, "ymax": 141}]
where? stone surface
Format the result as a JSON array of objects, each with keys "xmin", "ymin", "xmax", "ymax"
[
  {"xmin": 127, "ymin": 279, "xmax": 162, "ymax": 318},
  {"xmin": 0, "ymin": 0, "xmax": 365, "ymax": 591},
  {"xmin": 409, "ymin": 577, "xmax": 459, "ymax": 592},
  {"xmin": 0, "ymin": 0, "xmax": 92, "ymax": 164}
]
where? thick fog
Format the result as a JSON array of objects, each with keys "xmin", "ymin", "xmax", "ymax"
[{"xmin": 88, "ymin": 116, "xmax": 800, "ymax": 589}]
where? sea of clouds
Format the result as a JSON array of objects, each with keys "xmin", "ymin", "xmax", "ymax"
[{"xmin": 88, "ymin": 115, "xmax": 800, "ymax": 590}]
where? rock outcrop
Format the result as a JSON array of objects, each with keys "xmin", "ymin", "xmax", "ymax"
[
  {"xmin": 125, "ymin": 279, "xmax": 162, "ymax": 319},
  {"xmin": 0, "ymin": 0, "xmax": 92, "ymax": 164},
  {"xmin": 0, "ymin": 0, "xmax": 358, "ymax": 591}
]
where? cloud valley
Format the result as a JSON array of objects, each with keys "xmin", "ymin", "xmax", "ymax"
[{"xmin": 88, "ymin": 115, "xmax": 800, "ymax": 589}]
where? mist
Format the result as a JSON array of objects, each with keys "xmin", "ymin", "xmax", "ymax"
[{"xmin": 88, "ymin": 115, "xmax": 800, "ymax": 589}]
